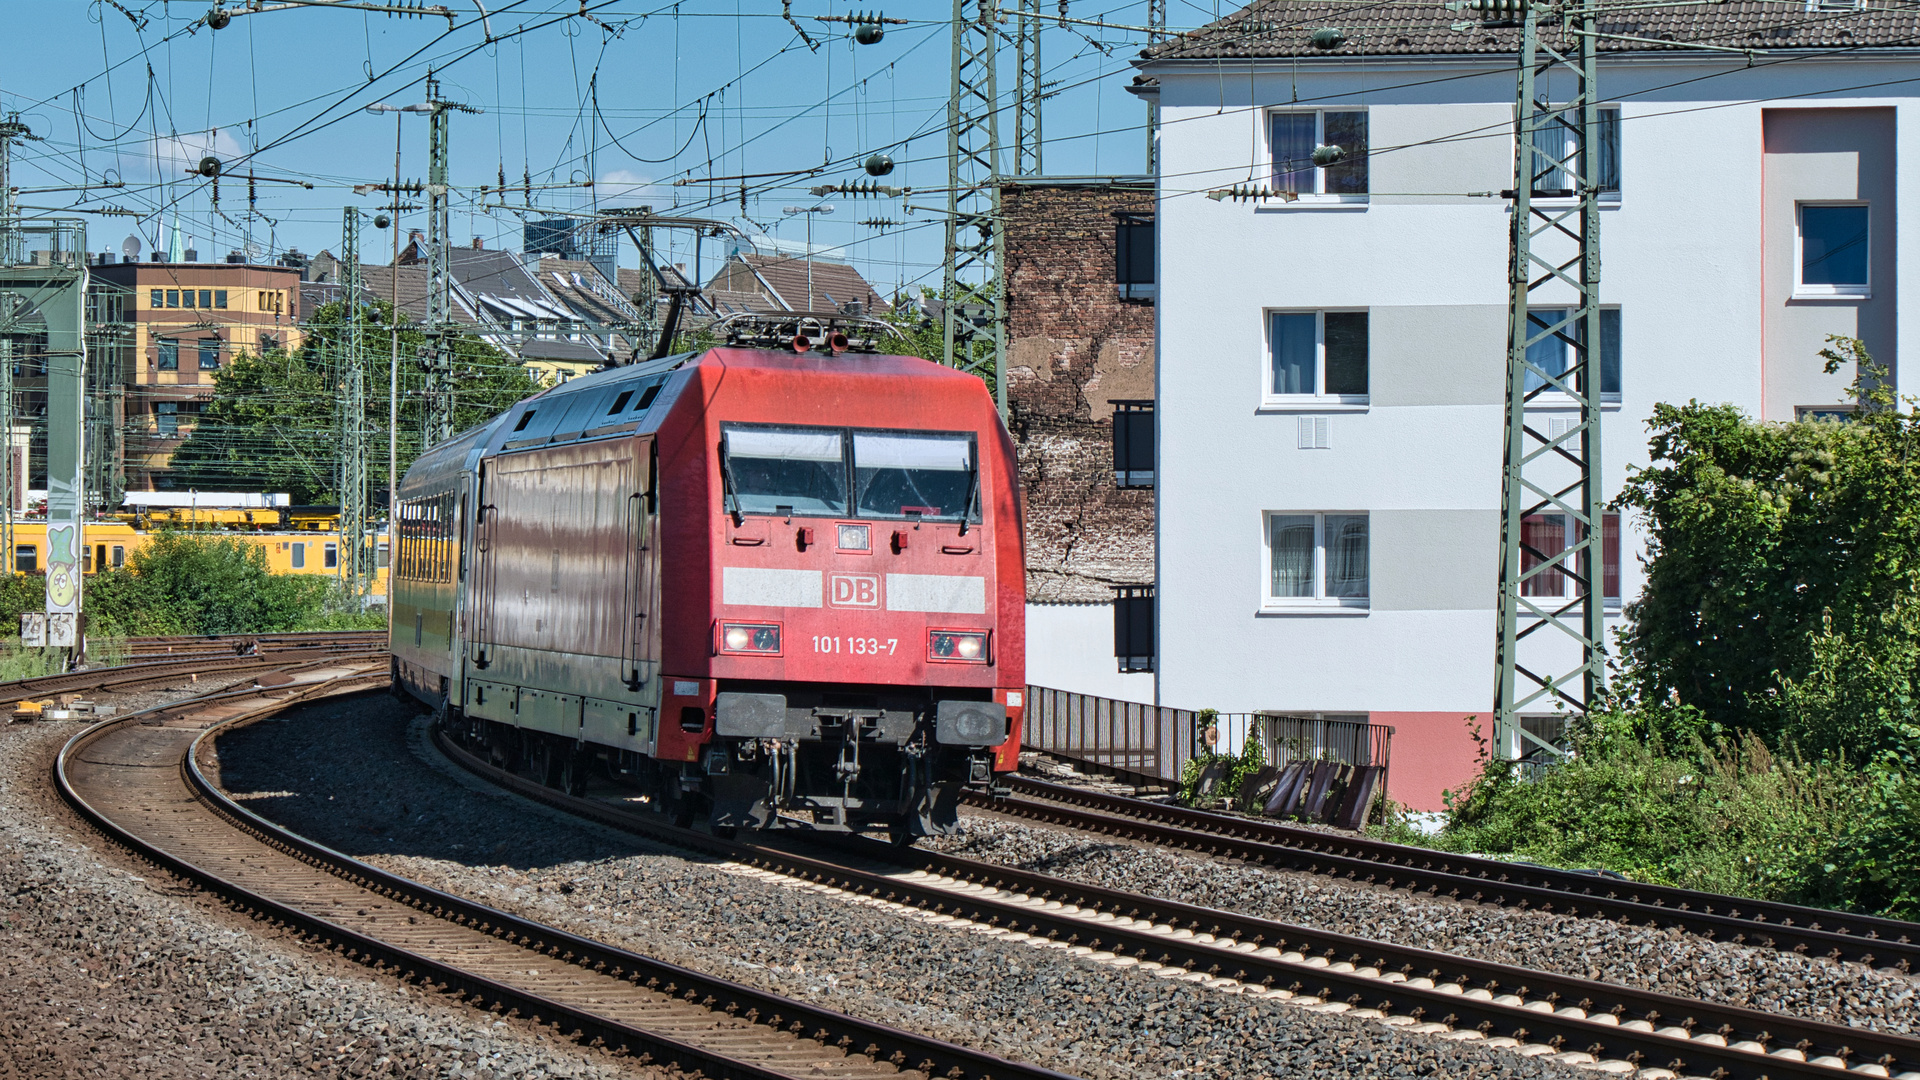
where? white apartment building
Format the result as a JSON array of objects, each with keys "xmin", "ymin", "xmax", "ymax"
[{"xmin": 1137, "ymin": 1, "xmax": 1919, "ymax": 809}]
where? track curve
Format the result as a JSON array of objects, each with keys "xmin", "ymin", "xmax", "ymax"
[
  {"xmin": 54, "ymin": 670, "xmax": 1080, "ymax": 1080},
  {"xmin": 430, "ymin": 727, "xmax": 1919, "ymax": 1080}
]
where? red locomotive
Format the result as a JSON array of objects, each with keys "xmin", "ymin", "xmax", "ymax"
[{"xmin": 390, "ymin": 330, "xmax": 1024, "ymax": 840}]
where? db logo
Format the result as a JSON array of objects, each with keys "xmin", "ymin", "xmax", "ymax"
[{"xmin": 828, "ymin": 573, "xmax": 881, "ymax": 608}]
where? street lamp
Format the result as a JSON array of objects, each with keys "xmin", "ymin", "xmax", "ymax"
[
  {"xmin": 782, "ymin": 204, "xmax": 834, "ymax": 312},
  {"xmin": 363, "ymin": 101, "xmax": 430, "ymax": 580}
]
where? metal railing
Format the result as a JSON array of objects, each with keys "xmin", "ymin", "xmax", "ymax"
[{"xmin": 1022, "ymin": 686, "xmax": 1394, "ymax": 791}]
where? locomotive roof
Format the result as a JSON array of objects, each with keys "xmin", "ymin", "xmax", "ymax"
[{"xmin": 398, "ymin": 345, "xmax": 972, "ymax": 497}]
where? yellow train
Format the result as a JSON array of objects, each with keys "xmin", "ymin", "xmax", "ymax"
[{"xmin": 4, "ymin": 519, "xmax": 390, "ymax": 596}]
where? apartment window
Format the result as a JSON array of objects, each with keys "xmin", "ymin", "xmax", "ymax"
[
  {"xmin": 1112, "ymin": 400, "xmax": 1155, "ymax": 488},
  {"xmin": 198, "ymin": 289, "xmax": 213, "ymax": 308},
  {"xmin": 1524, "ymin": 308, "xmax": 1621, "ymax": 399},
  {"xmin": 1796, "ymin": 405, "xmax": 1857, "ymax": 422},
  {"xmin": 1114, "ymin": 584, "xmax": 1154, "ymax": 673},
  {"xmin": 1115, "ymin": 213, "xmax": 1154, "ymax": 300},
  {"xmin": 157, "ymin": 339, "xmax": 179, "ymax": 371},
  {"xmin": 1266, "ymin": 311, "xmax": 1368, "ymax": 404},
  {"xmin": 14, "ymin": 545, "xmax": 35, "ymax": 573},
  {"xmin": 1797, "ymin": 203, "xmax": 1869, "ymax": 298},
  {"xmin": 156, "ymin": 402, "xmax": 179, "ymax": 435},
  {"xmin": 1270, "ymin": 110, "xmax": 1368, "ymax": 196},
  {"xmin": 149, "ymin": 289, "xmax": 163, "ymax": 308},
  {"xmin": 1520, "ymin": 512, "xmax": 1620, "ymax": 602},
  {"xmin": 181, "ymin": 289, "xmax": 196, "ymax": 309},
  {"xmin": 1263, "ymin": 512, "xmax": 1369, "ymax": 609},
  {"xmin": 1527, "ymin": 106, "xmax": 1621, "ymax": 196},
  {"xmin": 165, "ymin": 289, "xmax": 180, "ymax": 308},
  {"xmin": 197, "ymin": 340, "xmax": 221, "ymax": 371}
]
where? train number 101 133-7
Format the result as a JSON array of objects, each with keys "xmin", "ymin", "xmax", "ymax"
[{"xmin": 812, "ymin": 635, "xmax": 898, "ymax": 655}]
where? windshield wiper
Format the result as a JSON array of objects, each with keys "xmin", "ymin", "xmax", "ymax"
[
  {"xmin": 958, "ymin": 463, "xmax": 979, "ymax": 535},
  {"xmin": 719, "ymin": 447, "xmax": 745, "ymax": 526}
]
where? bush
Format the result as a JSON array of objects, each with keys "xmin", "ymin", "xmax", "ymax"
[{"xmin": 1431, "ymin": 709, "xmax": 1868, "ymax": 903}]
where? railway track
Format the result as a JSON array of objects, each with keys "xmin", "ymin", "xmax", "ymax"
[
  {"xmin": 966, "ymin": 775, "xmax": 1920, "ymax": 974},
  {"xmin": 117, "ymin": 630, "xmax": 387, "ymax": 662},
  {"xmin": 0, "ymin": 642, "xmax": 387, "ymax": 711},
  {"xmin": 56, "ymin": 670, "xmax": 1078, "ymax": 1080},
  {"xmin": 431, "ymin": 730, "xmax": 1917, "ymax": 1080}
]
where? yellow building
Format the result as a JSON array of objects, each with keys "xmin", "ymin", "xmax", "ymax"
[{"xmin": 89, "ymin": 260, "xmax": 308, "ymax": 490}]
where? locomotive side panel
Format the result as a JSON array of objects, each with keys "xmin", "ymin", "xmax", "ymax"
[
  {"xmin": 467, "ymin": 435, "xmax": 658, "ymax": 751},
  {"xmin": 392, "ymin": 423, "xmax": 492, "ymax": 707}
]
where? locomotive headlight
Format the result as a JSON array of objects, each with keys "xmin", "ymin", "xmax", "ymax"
[
  {"xmin": 720, "ymin": 622, "xmax": 782, "ymax": 654},
  {"xmin": 929, "ymin": 630, "xmax": 989, "ymax": 664},
  {"xmin": 837, "ymin": 523, "xmax": 870, "ymax": 551}
]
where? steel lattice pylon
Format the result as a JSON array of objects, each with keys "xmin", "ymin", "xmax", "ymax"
[
  {"xmin": 1493, "ymin": 3, "xmax": 1605, "ymax": 759},
  {"xmin": 1013, "ymin": 0, "xmax": 1043, "ymax": 177},
  {"xmin": 422, "ymin": 72, "xmax": 477, "ymax": 449},
  {"xmin": 943, "ymin": 0, "xmax": 1005, "ymax": 413},
  {"xmin": 336, "ymin": 208, "xmax": 371, "ymax": 610}
]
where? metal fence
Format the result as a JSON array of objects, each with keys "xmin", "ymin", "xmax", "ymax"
[{"xmin": 1021, "ymin": 686, "xmax": 1393, "ymax": 788}]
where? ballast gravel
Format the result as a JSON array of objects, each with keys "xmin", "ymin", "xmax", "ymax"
[
  {"xmin": 214, "ymin": 696, "xmax": 1592, "ymax": 1080},
  {"xmin": 923, "ymin": 815, "xmax": 1920, "ymax": 1036},
  {"xmin": 0, "ymin": 706, "xmax": 665, "ymax": 1080}
]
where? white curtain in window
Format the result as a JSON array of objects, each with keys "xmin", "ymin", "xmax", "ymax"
[
  {"xmin": 1269, "ymin": 515, "xmax": 1315, "ymax": 597},
  {"xmin": 1270, "ymin": 313, "xmax": 1316, "ymax": 395},
  {"xmin": 1325, "ymin": 515, "xmax": 1369, "ymax": 598}
]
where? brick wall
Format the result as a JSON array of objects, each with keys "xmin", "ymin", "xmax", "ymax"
[{"xmin": 1001, "ymin": 179, "xmax": 1156, "ymax": 603}]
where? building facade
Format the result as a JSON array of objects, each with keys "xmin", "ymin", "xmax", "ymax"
[
  {"xmin": 90, "ymin": 260, "xmax": 305, "ymax": 491},
  {"xmin": 1140, "ymin": 2, "xmax": 1920, "ymax": 809},
  {"xmin": 1002, "ymin": 178, "xmax": 1159, "ymax": 702}
]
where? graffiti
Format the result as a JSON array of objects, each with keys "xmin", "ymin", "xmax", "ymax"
[{"xmin": 45, "ymin": 523, "xmax": 78, "ymax": 612}]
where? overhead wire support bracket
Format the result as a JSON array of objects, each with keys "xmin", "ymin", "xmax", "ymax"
[{"xmin": 204, "ymin": 1, "xmax": 457, "ymax": 27}]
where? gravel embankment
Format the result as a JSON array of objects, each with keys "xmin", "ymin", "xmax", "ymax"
[
  {"xmin": 0, "ymin": 702, "xmax": 665, "ymax": 1080},
  {"xmin": 215, "ymin": 696, "xmax": 1592, "ymax": 1080},
  {"xmin": 923, "ymin": 814, "xmax": 1919, "ymax": 1035}
]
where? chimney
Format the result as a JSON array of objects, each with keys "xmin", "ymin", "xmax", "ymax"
[
  {"xmin": 471, "ymin": 237, "xmax": 483, "ymax": 250},
  {"xmin": 184, "ymin": 248, "xmax": 198, "ymax": 263}
]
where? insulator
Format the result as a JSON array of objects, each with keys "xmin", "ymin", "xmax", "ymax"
[
  {"xmin": 1204, "ymin": 184, "xmax": 1298, "ymax": 204},
  {"xmin": 1447, "ymin": 0, "xmax": 1529, "ymax": 11},
  {"xmin": 854, "ymin": 23, "xmax": 884, "ymax": 44},
  {"xmin": 864, "ymin": 154, "xmax": 895, "ymax": 177},
  {"xmin": 1309, "ymin": 27, "xmax": 1346, "ymax": 49},
  {"xmin": 206, "ymin": 7, "xmax": 231, "ymax": 29},
  {"xmin": 1311, "ymin": 144, "xmax": 1346, "ymax": 167}
]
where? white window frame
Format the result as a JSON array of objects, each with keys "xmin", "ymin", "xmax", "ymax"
[
  {"xmin": 1521, "ymin": 305, "xmax": 1623, "ymax": 407},
  {"xmin": 1795, "ymin": 201, "xmax": 1870, "ymax": 300},
  {"xmin": 1260, "ymin": 309, "xmax": 1369, "ymax": 410},
  {"xmin": 1259, "ymin": 511, "xmax": 1370, "ymax": 613},
  {"xmin": 1521, "ymin": 105, "xmax": 1623, "ymax": 203},
  {"xmin": 1262, "ymin": 108, "xmax": 1368, "ymax": 206},
  {"xmin": 1519, "ymin": 512, "xmax": 1622, "ymax": 610}
]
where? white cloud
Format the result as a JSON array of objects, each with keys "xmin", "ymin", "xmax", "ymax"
[{"xmin": 594, "ymin": 168, "xmax": 667, "ymax": 207}]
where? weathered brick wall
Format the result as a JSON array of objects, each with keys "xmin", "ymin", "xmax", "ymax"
[{"xmin": 1001, "ymin": 180, "xmax": 1156, "ymax": 603}]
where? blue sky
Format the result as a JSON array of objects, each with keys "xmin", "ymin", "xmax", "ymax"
[{"xmin": 3, "ymin": 0, "xmax": 1209, "ymax": 295}]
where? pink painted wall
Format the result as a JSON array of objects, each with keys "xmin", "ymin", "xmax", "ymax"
[{"xmin": 1371, "ymin": 711, "xmax": 1488, "ymax": 812}]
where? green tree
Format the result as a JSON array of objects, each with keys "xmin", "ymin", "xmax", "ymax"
[
  {"xmin": 1616, "ymin": 338, "xmax": 1920, "ymax": 757},
  {"xmin": 169, "ymin": 301, "xmax": 540, "ymax": 502}
]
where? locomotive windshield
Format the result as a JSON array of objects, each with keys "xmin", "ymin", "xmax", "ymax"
[
  {"xmin": 852, "ymin": 432, "xmax": 974, "ymax": 521},
  {"xmin": 721, "ymin": 423, "xmax": 978, "ymax": 522},
  {"xmin": 723, "ymin": 427, "xmax": 848, "ymax": 515}
]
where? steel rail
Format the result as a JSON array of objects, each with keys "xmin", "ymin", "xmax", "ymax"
[
  {"xmin": 57, "ymin": 679, "xmax": 1079, "ymax": 1080},
  {"xmin": 974, "ymin": 775, "xmax": 1920, "ymax": 972},
  {"xmin": 2, "ymin": 643, "xmax": 388, "ymax": 708},
  {"xmin": 433, "ymin": 730, "xmax": 1905, "ymax": 1080}
]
